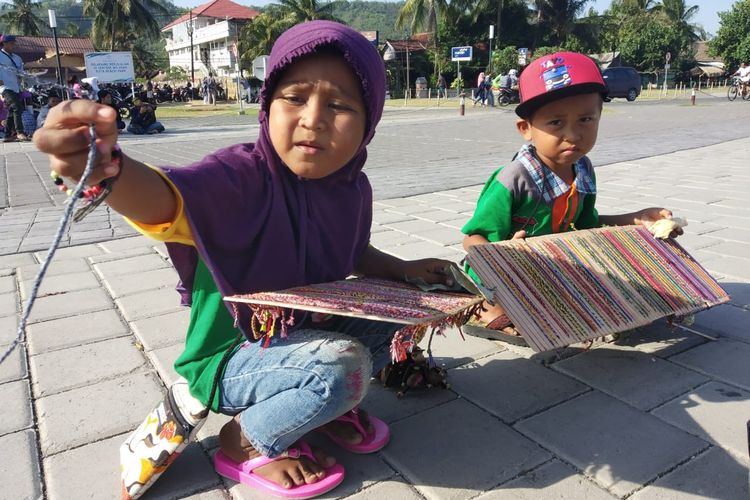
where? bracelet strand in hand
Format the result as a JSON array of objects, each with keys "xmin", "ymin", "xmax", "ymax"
[{"xmin": 49, "ymin": 144, "xmax": 123, "ymax": 222}]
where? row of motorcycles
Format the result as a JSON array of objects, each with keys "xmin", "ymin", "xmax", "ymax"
[{"xmin": 27, "ymin": 83, "xmax": 200, "ymax": 118}]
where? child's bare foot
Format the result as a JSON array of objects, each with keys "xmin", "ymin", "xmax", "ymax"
[
  {"xmin": 476, "ymin": 301, "xmax": 522, "ymax": 337},
  {"xmin": 321, "ymin": 408, "xmax": 374, "ymax": 445},
  {"xmin": 219, "ymin": 416, "xmax": 336, "ymax": 489}
]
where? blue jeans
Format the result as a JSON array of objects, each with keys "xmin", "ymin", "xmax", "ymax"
[{"xmin": 218, "ymin": 317, "xmax": 399, "ymax": 458}]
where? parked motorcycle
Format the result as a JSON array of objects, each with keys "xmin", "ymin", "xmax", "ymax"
[{"xmin": 498, "ymin": 88, "xmax": 520, "ymax": 106}]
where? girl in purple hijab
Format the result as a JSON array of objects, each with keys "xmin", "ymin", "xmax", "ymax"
[{"xmin": 36, "ymin": 21, "xmax": 453, "ymax": 499}]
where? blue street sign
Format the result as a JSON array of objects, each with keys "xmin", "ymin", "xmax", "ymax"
[{"xmin": 451, "ymin": 46, "xmax": 473, "ymax": 62}]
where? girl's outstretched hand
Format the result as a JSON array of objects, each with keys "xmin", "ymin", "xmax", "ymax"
[
  {"xmin": 33, "ymin": 99, "xmax": 120, "ymax": 185},
  {"xmin": 400, "ymin": 258, "xmax": 455, "ymax": 287}
]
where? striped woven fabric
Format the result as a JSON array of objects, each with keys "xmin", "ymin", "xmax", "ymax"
[
  {"xmin": 225, "ymin": 278, "xmax": 482, "ymax": 360},
  {"xmin": 467, "ymin": 226, "xmax": 729, "ymax": 352}
]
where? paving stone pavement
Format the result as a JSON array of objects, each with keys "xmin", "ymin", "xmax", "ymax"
[{"xmin": 1, "ymin": 103, "xmax": 749, "ymax": 499}]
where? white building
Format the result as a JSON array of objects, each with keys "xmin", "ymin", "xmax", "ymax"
[{"xmin": 161, "ymin": 0, "xmax": 258, "ymax": 80}]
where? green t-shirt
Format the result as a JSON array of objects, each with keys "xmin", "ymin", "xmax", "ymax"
[
  {"xmin": 174, "ymin": 258, "xmax": 241, "ymax": 411},
  {"xmin": 461, "ymin": 159, "xmax": 599, "ymax": 283}
]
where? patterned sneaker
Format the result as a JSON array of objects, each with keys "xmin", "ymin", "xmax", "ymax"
[{"xmin": 119, "ymin": 378, "xmax": 209, "ymax": 499}]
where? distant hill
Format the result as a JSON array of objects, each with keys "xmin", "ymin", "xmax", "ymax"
[
  {"xmin": 330, "ymin": 1, "xmax": 405, "ymax": 40},
  {"xmin": 0, "ymin": 0, "xmax": 402, "ymax": 44}
]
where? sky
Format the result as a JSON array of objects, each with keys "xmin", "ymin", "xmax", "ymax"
[{"xmin": 167, "ymin": 0, "xmax": 734, "ymax": 37}]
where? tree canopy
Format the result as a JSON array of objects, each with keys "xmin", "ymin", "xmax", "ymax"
[{"xmin": 710, "ymin": 0, "xmax": 750, "ymax": 72}]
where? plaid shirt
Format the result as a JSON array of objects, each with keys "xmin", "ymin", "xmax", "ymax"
[{"xmin": 516, "ymin": 144, "xmax": 597, "ymax": 204}]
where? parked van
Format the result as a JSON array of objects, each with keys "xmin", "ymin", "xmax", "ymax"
[{"xmin": 602, "ymin": 67, "xmax": 641, "ymax": 101}]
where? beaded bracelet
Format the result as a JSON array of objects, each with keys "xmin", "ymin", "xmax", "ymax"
[{"xmin": 50, "ymin": 144, "xmax": 123, "ymax": 222}]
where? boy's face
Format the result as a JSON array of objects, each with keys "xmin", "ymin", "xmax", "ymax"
[
  {"xmin": 516, "ymin": 92, "xmax": 602, "ymax": 173},
  {"xmin": 102, "ymin": 94, "xmax": 112, "ymax": 104},
  {"xmin": 268, "ymin": 52, "xmax": 366, "ymax": 179},
  {"xmin": 48, "ymin": 97, "xmax": 61, "ymax": 108}
]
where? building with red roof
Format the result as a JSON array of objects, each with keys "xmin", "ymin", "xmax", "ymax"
[
  {"xmin": 161, "ymin": 0, "xmax": 258, "ymax": 80},
  {"xmin": 12, "ymin": 36, "xmax": 95, "ymax": 84}
]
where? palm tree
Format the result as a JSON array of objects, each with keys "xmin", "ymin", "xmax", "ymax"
[
  {"xmin": 620, "ymin": 0, "xmax": 659, "ymax": 12},
  {"xmin": 63, "ymin": 22, "xmax": 83, "ymax": 38},
  {"xmin": 83, "ymin": 0, "xmax": 168, "ymax": 51},
  {"xmin": 657, "ymin": 0, "xmax": 701, "ymax": 41},
  {"xmin": 239, "ymin": 11, "xmax": 287, "ymax": 63},
  {"xmin": 395, "ymin": 0, "xmax": 449, "ymax": 44},
  {"xmin": 528, "ymin": 0, "xmax": 591, "ymax": 47},
  {"xmin": 275, "ymin": 0, "xmax": 339, "ymax": 23},
  {"xmin": 0, "ymin": 0, "xmax": 44, "ymax": 36}
]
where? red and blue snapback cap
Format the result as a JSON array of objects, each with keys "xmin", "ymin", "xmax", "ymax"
[{"xmin": 516, "ymin": 51, "xmax": 607, "ymax": 118}]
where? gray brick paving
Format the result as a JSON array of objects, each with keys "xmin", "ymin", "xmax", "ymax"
[
  {"xmin": 385, "ymin": 398, "xmax": 551, "ymax": 500},
  {"xmin": 553, "ymin": 346, "xmax": 709, "ymax": 411},
  {"xmin": 0, "ymin": 430, "xmax": 42, "ymax": 500},
  {"xmin": 669, "ymin": 339, "xmax": 750, "ymax": 390},
  {"xmin": 26, "ymin": 308, "xmax": 129, "ymax": 355},
  {"xmin": 450, "ymin": 350, "xmax": 588, "ymax": 423},
  {"xmin": 629, "ymin": 447, "xmax": 749, "ymax": 500},
  {"xmin": 130, "ymin": 309, "xmax": 191, "ymax": 351},
  {"xmin": 515, "ymin": 391, "xmax": 708, "ymax": 497},
  {"xmin": 478, "ymin": 460, "xmax": 617, "ymax": 499},
  {"xmin": 30, "ymin": 337, "xmax": 146, "ymax": 397},
  {"xmin": 0, "ymin": 379, "xmax": 32, "ymax": 435},
  {"xmin": 652, "ymin": 381, "xmax": 750, "ymax": 460},
  {"xmin": 0, "ymin": 343, "xmax": 26, "ymax": 383},
  {"xmin": 36, "ymin": 371, "xmax": 163, "ymax": 456},
  {"xmin": 102, "ymin": 266, "xmax": 178, "ymax": 298},
  {"xmin": 115, "ymin": 287, "xmax": 183, "ymax": 321},
  {"xmin": 2, "ymin": 105, "xmax": 750, "ymax": 498}
]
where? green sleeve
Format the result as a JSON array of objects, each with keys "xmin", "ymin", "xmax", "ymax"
[{"xmin": 461, "ymin": 168, "xmax": 513, "ymax": 242}]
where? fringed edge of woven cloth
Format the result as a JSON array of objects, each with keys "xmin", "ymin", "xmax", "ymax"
[{"xmin": 230, "ymin": 302, "xmax": 482, "ymax": 359}]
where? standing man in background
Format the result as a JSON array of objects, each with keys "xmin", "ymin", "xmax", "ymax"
[{"xmin": 0, "ymin": 35, "xmax": 29, "ymax": 142}]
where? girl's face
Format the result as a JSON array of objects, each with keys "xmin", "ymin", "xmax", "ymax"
[{"xmin": 268, "ymin": 52, "xmax": 366, "ymax": 179}]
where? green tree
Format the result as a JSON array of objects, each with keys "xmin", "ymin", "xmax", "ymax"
[
  {"xmin": 617, "ymin": 10, "xmax": 684, "ymax": 70},
  {"xmin": 0, "ymin": 0, "xmax": 44, "ymax": 36},
  {"xmin": 657, "ymin": 0, "xmax": 701, "ymax": 42},
  {"xmin": 63, "ymin": 22, "xmax": 83, "ymax": 37},
  {"xmin": 276, "ymin": 0, "xmax": 339, "ymax": 23},
  {"xmin": 239, "ymin": 10, "xmax": 287, "ymax": 67},
  {"xmin": 395, "ymin": 0, "xmax": 448, "ymax": 43},
  {"xmin": 526, "ymin": 0, "xmax": 601, "ymax": 49},
  {"xmin": 710, "ymin": 0, "xmax": 750, "ymax": 71},
  {"xmin": 83, "ymin": 0, "xmax": 168, "ymax": 51}
]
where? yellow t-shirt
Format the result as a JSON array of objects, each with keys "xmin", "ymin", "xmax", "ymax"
[{"xmin": 124, "ymin": 166, "xmax": 195, "ymax": 246}]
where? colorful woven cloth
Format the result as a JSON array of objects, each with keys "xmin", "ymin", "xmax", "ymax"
[
  {"xmin": 225, "ymin": 278, "xmax": 482, "ymax": 361},
  {"xmin": 467, "ymin": 226, "xmax": 729, "ymax": 352}
]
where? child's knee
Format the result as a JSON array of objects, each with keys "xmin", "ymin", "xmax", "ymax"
[{"xmin": 323, "ymin": 336, "xmax": 372, "ymax": 404}]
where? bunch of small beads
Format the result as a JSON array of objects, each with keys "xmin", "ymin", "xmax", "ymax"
[
  {"xmin": 49, "ymin": 144, "xmax": 122, "ymax": 200},
  {"xmin": 50, "ymin": 171, "xmax": 106, "ymax": 198}
]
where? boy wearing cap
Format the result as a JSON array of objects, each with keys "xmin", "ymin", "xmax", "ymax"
[{"xmin": 461, "ymin": 52, "xmax": 680, "ymax": 340}]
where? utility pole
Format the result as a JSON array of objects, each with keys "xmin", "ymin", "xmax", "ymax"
[
  {"xmin": 188, "ymin": 10, "xmax": 195, "ymax": 86},
  {"xmin": 48, "ymin": 10, "xmax": 64, "ymax": 94},
  {"xmin": 488, "ymin": 24, "xmax": 494, "ymax": 73}
]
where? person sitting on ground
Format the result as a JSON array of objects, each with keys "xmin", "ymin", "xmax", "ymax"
[
  {"xmin": 97, "ymin": 89, "xmax": 126, "ymax": 130},
  {"xmin": 461, "ymin": 52, "xmax": 682, "ymax": 342},
  {"xmin": 34, "ymin": 20, "xmax": 453, "ymax": 499},
  {"xmin": 128, "ymin": 101, "xmax": 164, "ymax": 134},
  {"xmin": 36, "ymin": 93, "xmax": 61, "ymax": 129}
]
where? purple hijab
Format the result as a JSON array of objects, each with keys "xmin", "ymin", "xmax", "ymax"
[{"xmin": 163, "ymin": 21, "xmax": 386, "ymax": 340}]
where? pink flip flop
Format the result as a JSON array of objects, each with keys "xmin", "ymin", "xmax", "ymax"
[
  {"xmin": 315, "ymin": 407, "xmax": 390, "ymax": 454},
  {"xmin": 213, "ymin": 440, "xmax": 345, "ymax": 499}
]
